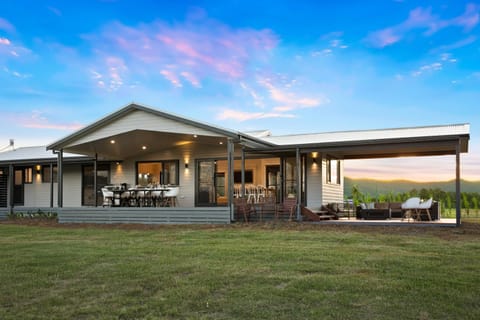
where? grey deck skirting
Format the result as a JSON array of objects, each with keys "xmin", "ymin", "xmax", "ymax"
[{"xmin": 57, "ymin": 207, "xmax": 231, "ymax": 224}]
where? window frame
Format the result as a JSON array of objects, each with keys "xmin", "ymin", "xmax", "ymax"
[
  {"xmin": 42, "ymin": 165, "xmax": 58, "ymax": 183},
  {"xmin": 136, "ymin": 160, "xmax": 180, "ymax": 186},
  {"xmin": 326, "ymin": 157, "xmax": 341, "ymax": 185},
  {"xmin": 24, "ymin": 167, "xmax": 33, "ymax": 184}
]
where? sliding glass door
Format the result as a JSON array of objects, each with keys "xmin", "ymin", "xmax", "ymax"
[
  {"xmin": 196, "ymin": 160, "xmax": 216, "ymax": 206},
  {"xmin": 82, "ymin": 164, "xmax": 110, "ymax": 206}
]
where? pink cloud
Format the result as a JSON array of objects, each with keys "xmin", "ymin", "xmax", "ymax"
[
  {"xmin": 18, "ymin": 110, "xmax": 84, "ymax": 131},
  {"xmin": 90, "ymin": 56, "xmax": 127, "ymax": 91},
  {"xmin": 0, "ymin": 37, "xmax": 11, "ymax": 45},
  {"xmin": 160, "ymin": 69, "xmax": 182, "ymax": 87},
  {"xmin": 216, "ymin": 108, "xmax": 295, "ymax": 121},
  {"xmin": 366, "ymin": 4, "xmax": 480, "ymax": 48},
  {"xmin": 367, "ymin": 28, "xmax": 401, "ymax": 47},
  {"xmin": 431, "ymin": 35, "xmax": 477, "ymax": 52},
  {"xmin": 0, "ymin": 17, "xmax": 15, "ymax": 33},
  {"xmin": 180, "ymin": 71, "xmax": 201, "ymax": 88},
  {"xmin": 345, "ymin": 156, "xmax": 457, "ymax": 182},
  {"xmin": 240, "ymin": 82, "xmax": 264, "ymax": 107},
  {"xmin": 345, "ymin": 151, "xmax": 480, "ymax": 182},
  {"xmin": 257, "ymin": 77, "xmax": 327, "ymax": 111},
  {"xmin": 88, "ymin": 15, "xmax": 278, "ymax": 89}
]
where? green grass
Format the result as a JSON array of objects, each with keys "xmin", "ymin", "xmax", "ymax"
[{"xmin": 1, "ymin": 222, "xmax": 479, "ymax": 320}]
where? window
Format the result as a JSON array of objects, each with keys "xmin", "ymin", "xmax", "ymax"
[
  {"xmin": 24, "ymin": 167, "xmax": 33, "ymax": 184},
  {"xmin": 137, "ymin": 160, "xmax": 179, "ymax": 186},
  {"xmin": 233, "ymin": 170, "xmax": 253, "ymax": 184},
  {"xmin": 215, "ymin": 172, "xmax": 225, "ymax": 197},
  {"xmin": 42, "ymin": 166, "xmax": 58, "ymax": 183},
  {"xmin": 327, "ymin": 158, "xmax": 341, "ymax": 184}
]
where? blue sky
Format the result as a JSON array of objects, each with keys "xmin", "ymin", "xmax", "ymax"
[{"xmin": 0, "ymin": 0, "xmax": 479, "ymax": 181}]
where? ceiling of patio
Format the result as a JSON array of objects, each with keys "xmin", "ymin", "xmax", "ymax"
[
  {"xmin": 304, "ymin": 136, "xmax": 469, "ymax": 159},
  {"xmin": 247, "ymin": 135, "xmax": 469, "ymax": 160},
  {"xmin": 62, "ymin": 130, "xmax": 231, "ymax": 160}
]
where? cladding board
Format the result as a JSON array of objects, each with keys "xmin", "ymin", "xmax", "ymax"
[
  {"xmin": 321, "ymin": 157, "xmax": 344, "ymax": 204},
  {"xmin": 306, "ymin": 155, "xmax": 323, "ymax": 209},
  {"xmin": 63, "ymin": 165, "xmax": 82, "ymax": 206}
]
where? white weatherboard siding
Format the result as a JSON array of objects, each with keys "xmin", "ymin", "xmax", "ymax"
[
  {"xmin": 23, "ymin": 164, "xmax": 80, "ymax": 207},
  {"xmin": 67, "ymin": 109, "xmax": 226, "ymax": 147},
  {"xmin": 306, "ymin": 154, "xmax": 323, "ymax": 209},
  {"xmin": 63, "ymin": 165, "xmax": 82, "ymax": 207},
  {"xmin": 24, "ymin": 179, "xmax": 57, "ymax": 207},
  {"xmin": 321, "ymin": 157, "xmax": 344, "ymax": 204}
]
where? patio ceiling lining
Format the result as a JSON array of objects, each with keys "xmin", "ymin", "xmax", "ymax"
[{"xmin": 61, "ymin": 129, "xmax": 241, "ymax": 160}]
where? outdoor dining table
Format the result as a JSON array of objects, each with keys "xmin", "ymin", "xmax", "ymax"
[{"xmin": 128, "ymin": 187, "xmax": 171, "ymax": 207}]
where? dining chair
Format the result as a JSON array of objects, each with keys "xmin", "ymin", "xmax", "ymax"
[
  {"xmin": 163, "ymin": 186, "xmax": 179, "ymax": 207},
  {"xmin": 101, "ymin": 188, "xmax": 114, "ymax": 207}
]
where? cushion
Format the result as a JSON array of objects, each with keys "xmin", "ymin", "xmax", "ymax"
[
  {"xmin": 389, "ymin": 202, "xmax": 402, "ymax": 209},
  {"xmin": 360, "ymin": 203, "xmax": 367, "ymax": 210},
  {"xmin": 367, "ymin": 202, "xmax": 375, "ymax": 210},
  {"xmin": 375, "ymin": 202, "xmax": 389, "ymax": 209}
]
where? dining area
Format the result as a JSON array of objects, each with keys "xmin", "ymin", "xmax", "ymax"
[{"xmin": 101, "ymin": 184, "xmax": 179, "ymax": 208}]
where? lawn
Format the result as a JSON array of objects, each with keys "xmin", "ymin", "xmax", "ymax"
[{"xmin": 0, "ymin": 221, "xmax": 479, "ymax": 320}]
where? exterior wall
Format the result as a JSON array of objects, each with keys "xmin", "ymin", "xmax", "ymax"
[
  {"xmin": 321, "ymin": 155, "xmax": 344, "ymax": 204},
  {"xmin": 23, "ymin": 164, "xmax": 80, "ymax": 207},
  {"xmin": 24, "ymin": 177, "xmax": 55, "ymax": 207},
  {"xmin": 63, "ymin": 165, "xmax": 82, "ymax": 207},
  {"xmin": 306, "ymin": 154, "xmax": 323, "ymax": 209}
]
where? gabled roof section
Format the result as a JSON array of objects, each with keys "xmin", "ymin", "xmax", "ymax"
[
  {"xmin": 47, "ymin": 102, "xmax": 272, "ymax": 150},
  {"xmin": 262, "ymin": 123, "xmax": 470, "ymax": 148},
  {"xmin": 0, "ymin": 146, "xmax": 88, "ymax": 165}
]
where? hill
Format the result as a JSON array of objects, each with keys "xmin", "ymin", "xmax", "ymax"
[{"xmin": 344, "ymin": 177, "xmax": 480, "ymax": 197}]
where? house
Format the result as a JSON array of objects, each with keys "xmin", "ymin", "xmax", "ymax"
[{"xmin": 0, "ymin": 103, "xmax": 470, "ymax": 225}]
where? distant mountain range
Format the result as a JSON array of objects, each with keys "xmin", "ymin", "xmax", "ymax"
[{"xmin": 344, "ymin": 177, "xmax": 480, "ymax": 197}]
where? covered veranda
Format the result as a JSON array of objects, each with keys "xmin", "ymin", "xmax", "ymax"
[{"xmin": 247, "ymin": 123, "xmax": 470, "ymax": 226}]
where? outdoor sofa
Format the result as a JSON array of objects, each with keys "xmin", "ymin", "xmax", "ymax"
[{"xmin": 356, "ymin": 200, "xmax": 441, "ymax": 220}]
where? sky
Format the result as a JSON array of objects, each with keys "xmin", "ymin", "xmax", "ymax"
[{"xmin": 0, "ymin": 0, "xmax": 479, "ymax": 182}]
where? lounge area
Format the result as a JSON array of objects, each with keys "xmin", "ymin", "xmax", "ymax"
[{"xmin": 353, "ymin": 198, "xmax": 440, "ymax": 221}]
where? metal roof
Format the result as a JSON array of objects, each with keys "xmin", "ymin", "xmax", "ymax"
[
  {"xmin": 0, "ymin": 146, "xmax": 88, "ymax": 164},
  {"xmin": 261, "ymin": 123, "xmax": 470, "ymax": 146}
]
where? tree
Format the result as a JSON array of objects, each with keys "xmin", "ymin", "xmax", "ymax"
[
  {"xmin": 472, "ymin": 196, "xmax": 479, "ymax": 216},
  {"xmin": 445, "ymin": 193, "xmax": 453, "ymax": 215},
  {"xmin": 462, "ymin": 193, "xmax": 470, "ymax": 216},
  {"xmin": 351, "ymin": 184, "xmax": 362, "ymax": 206}
]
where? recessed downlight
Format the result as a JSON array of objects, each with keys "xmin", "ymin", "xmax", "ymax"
[
  {"xmin": 110, "ymin": 140, "xmax": 115, "ymax": 144},
  {"xmin": 142, "ymin": 145, "xmax": 147, "ymax": 150}
]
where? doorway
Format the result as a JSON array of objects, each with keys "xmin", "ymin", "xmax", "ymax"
[
  {"xmin": 82, "ymin": 164, "xmax": 110, "ymax": 206},
  {"xmin": 13, "ymin": 168, "xmax": 25, "ymax": 205},
  {"xmin": 266, "ymin": 165, "xmax": 281, "ymax": 201}
]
